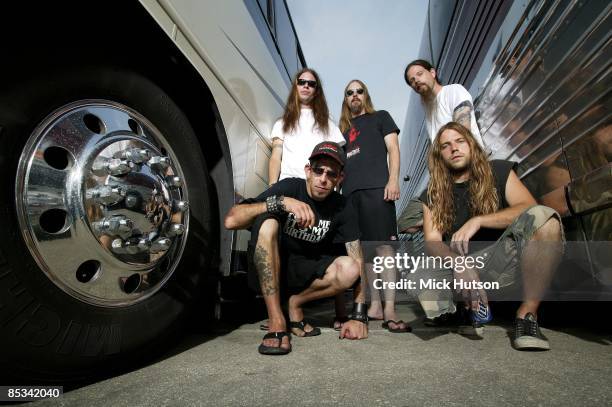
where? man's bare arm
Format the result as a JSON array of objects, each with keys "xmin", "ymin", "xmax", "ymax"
[
  {"xmin": 268, "ymin": 138, "xmax": 283, "ymax": 186},
  {"xmin": 224, "ymin": 196, "xmax": 317, "ymax": 230},
  {"xmin": 224, "ymin": 202, "xmax": 267, "ymax": 230},
  {"xmin": 383, "ymin": 132, "xmax": 400, "ymax": 201},
  {"xmin": 345, "ymin": 239, "xmax": 366, "ymax": 303},
  {"xmin": 477, "ymin": 170, "xmax": 537, "ymax": 228},
  {"xmin": 452, "ymin": 100, "xmax": 474, "ymax": 130},
  {"xmin": 451, "ymin": 170, "xmax": 536, "ymax": 254}
]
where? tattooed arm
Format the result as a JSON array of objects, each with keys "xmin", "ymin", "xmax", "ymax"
[
  {"xmin": 452, "ymin": 100, "xmax": 474, "ymax": 131},
  {"xmin": 268, "ymin": 138, "xmax": 283, "ymax": 186}
]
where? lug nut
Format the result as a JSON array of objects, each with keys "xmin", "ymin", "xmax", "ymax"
[
  {"xmin": 150, "ymin": 237, "xmax": 171, "ymax": 253},
  {"xmin": 166, "ymin": 223, "xmax": 185, "ymax": 237},
  {"xmin": 111, "ymin": 237, "xmax": 150, "ymax": 255},
  {"xmin": 87, "ymin": 185, "xmax": 126, "ymax": 205},
  {"xmin": 115, "ymin": 148, "xmax": 151, "ymax": 164},
  {"xmin": 165, "ymin": 175, "xmax": 182, "ymax": 188},
  {"xmin": 173, "ymin": 200, "xmax": 189, "ymax": 212},
  {"xmin": 91, "ymin": 157, "xmax": 133, "ymax": 176},
  {"xmin": 149, "ymin": 156, "xmax": 171, "ymax": 172},
  {"xmin": 93, "ymin": 215, "xmax": 134, "ymax": 239},
  {"xmin": 107, "ymin": 158, "xmax": 133, "ymax": 176}
]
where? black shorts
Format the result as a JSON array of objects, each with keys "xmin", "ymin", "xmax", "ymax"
[
  {"xmin": 247, "ymin": 213, "xmax": 339, "ymax": 293},
  {"xmin": 347, "ymin": 188, "xmax": 398, "ymax": 241}
]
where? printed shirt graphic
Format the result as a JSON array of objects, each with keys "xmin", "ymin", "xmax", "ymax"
[
  {"xmin": 245, "ymin": 178, "xmax": 359, "ymax": 255},
  {"xmin": 342, "ymin": 110, "xmax": 399, "ymax": 196}
]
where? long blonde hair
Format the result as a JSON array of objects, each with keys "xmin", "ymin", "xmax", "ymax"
[
  {"xmin": 339, "ymin": 79, "xmax": 376, "ymax": 133},
  {"xmin": 427, "ymin": 122, "xmax": 498, "ymax": 235}
]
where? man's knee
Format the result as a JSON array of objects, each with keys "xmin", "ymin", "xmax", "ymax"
[
  {"xmin": 375, "ymin": 244, "xmax": 394, "ymax": 258},
  {"xmin": 332, "ymin": 256, "xmax": 360, "ymax": 287},
  {"xmin": 257, "ymin": 218, "xmax": 280, "ymax": 243},
  {"xmin": 535, "ymin": 216, "xmax": 562, "ymax": 240}
]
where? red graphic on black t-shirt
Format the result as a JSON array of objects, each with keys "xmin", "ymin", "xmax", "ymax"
[{"xmin": 348, "ymin": 127, "xmax": 360, "ymax": 143}]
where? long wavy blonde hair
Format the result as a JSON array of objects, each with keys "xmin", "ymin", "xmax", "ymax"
[
  {"xmin": 427, "ymin": 122, "xmax": 498, "ymax": 235},
  {"xmin": 339, "ymin": 79, "xmax": 376, "ymax": 133}
]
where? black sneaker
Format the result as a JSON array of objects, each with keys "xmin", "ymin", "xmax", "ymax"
[
  {"xmin": 512, "ymin": 313, "xmax": 550, "ymax": 351},
  {"xmin": 424, "ymin": 311, "xmax": 459, "ymax": 327},
  {"xmin": 457, "ymin": 307, "xmax": 485, "ymax": 338}
]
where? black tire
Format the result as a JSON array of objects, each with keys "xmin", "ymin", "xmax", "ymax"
[{"xmin": 0, "ymin": 66, "xmax": 214, "ymax": 383}]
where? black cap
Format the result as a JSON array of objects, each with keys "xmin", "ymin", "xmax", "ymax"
[{"xmin": 309, "ymin": 141, "xmax": 346, "ymax": 168}]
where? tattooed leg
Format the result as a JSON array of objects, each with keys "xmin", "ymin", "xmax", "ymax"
[{"xmin": 255, "ymin": 218, "xmax": 289, "ymax": 349}]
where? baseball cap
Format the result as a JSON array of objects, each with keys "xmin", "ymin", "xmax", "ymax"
[{"xmin": 308, "ymin": 142, "xmax": 346, "ymax": 168}]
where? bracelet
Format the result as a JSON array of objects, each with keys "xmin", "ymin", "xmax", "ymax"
[
  {"xmin": 349, "ymin": 303, "xmax": 368, "ymax": 324},
  {"xmin": 265, "ymin": 195, "xmax": 285, "ymax": 214}
]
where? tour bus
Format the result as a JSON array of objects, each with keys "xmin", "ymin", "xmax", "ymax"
[
  {"xmin": 0, "ymin": 0, "xmax": 304, "ymax": 381},
  {"xmin": 399, "ymin": 0, "xmax": 610, "ymax": 298}
]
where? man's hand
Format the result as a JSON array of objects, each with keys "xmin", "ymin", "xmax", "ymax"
[
  {"xmin": 339, "ymin": 320, "xmax": 368, "ymax": 340},
  {"xmin": 450, "ymin": 216, "xmax": 481, "ymax": 255},
  {"xmin": 282, "ymin": 197, "xmax": 316, "ymax": 228},
  {"xmin": 453, "ymin": 264, "xmax": 488, "ymax": 312},
  {"xmin": 384, "ymin": 180, "xmax": 400, "ymax": 201}
]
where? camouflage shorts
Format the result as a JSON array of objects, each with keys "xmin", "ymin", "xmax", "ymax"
[
  {"xmin": 473, "ymin": 205, "xmax": 564, "ymax": 286},
  {"xmin": 416, "ymin": 205, "xmax": 563, "ymax": 317}
]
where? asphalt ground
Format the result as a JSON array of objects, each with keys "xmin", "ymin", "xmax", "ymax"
[{"xmin": 27, "ymin": 296, "xmax": 612, "ymax": 407}]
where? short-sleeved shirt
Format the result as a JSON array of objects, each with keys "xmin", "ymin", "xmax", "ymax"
[
  {"xmin": 425, "ymin": 84, "xmax": 485, "ymax": 147},
  {"xmin": 268, "ymin": 108, "xmax": 345, "ymax": 180},
  {"xmin": 421, "ymin": 160, "xmax": 517, "ymax": 241},
  {"xmin": 342, "ymin": 110, "xmax": 399, "ymax": 196},
  {"xmin": 243, "ymin": 178, "xmax": 359, "ymax": 256}
]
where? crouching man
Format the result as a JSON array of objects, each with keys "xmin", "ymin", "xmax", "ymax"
[
  {"xmin": 224, "ymin": 142, "xmax": 368, "ymax": 355},
  {"xmin": 420, "ymin": 122, "xmax": 564, "ymax": 350}
]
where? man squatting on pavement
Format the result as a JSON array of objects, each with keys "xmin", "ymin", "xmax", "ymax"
[
  {"xmin": 418, "ymin": 121, "xmax": 563, "ymax": 350},
  {"xmin": 400, "ymin": 59, "xmax": 487, "ymax": 320},
  {"xmin": 338, "ymin": 80, "xmax": 410, "ymax": 333},
  {"xmin": 224, "ymin": 142, "xmax": 368, "ymax": 355}
]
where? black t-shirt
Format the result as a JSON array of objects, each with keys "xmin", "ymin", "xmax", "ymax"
[
  {"xmin": 420, "ymin": 160, "xmax": 517, "ymax": 241},
  {"xmin": 245, "ymin": 178, "xmax": 360, "ymax": 256},
  {"xmin": 342, "ymin": 110, "xmax": 399, "ymax": 195}
]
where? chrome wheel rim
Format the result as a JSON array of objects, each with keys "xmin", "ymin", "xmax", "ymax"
[{"xmin": 16, "ymin": 100, "xmax": 190, "ymax": 307}]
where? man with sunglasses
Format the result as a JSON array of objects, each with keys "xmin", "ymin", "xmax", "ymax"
[
  {"xmin": 268, "ymin": 68, "xmax": 345, "ymax": 186},
  {"xmin": 338, "ymin": 80, "xmax": 409, "ymax": 333},
  {"xmin": 225, "ymin": 142, "xmax": 369, "ymax": 355}
]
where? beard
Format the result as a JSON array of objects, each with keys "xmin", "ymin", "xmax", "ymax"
[{"xmin": 349, "ymin": 99, "xmax": 363, "ymax": 114}]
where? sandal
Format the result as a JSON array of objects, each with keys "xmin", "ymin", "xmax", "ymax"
[
  {"xmin": 289, "ymin": 320, "xmax": 321, "ymax": 337},
  {"xmin": 382, "ymin": 320, "xmax": 412, "ymax": 333},
  {"xmin": 258, "ymin": 332, "xmax": 292, "ymax": 355}
]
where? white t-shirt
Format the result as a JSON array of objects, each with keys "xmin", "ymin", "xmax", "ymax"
[
  {"xmin": 425, "ymin": 84, "xmax": 485, "ymax": 147},
  {"xmin": 268, "ymin": 108, "xmax": 345, "ymax": 180}
]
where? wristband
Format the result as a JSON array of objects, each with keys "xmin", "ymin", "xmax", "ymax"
[
  {"xmin": 265, "ymin": 195, "xmax": 285, "ymax": 214},
  {"xmin": 349, "ymin": 303, "xmax": 368, "ymax": 324}
]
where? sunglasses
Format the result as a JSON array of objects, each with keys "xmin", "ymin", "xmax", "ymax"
[
  {"xmin": 346, "ymin": 88, "xmax": 364, "ymax": 97},
  {"xmin": 297, "ymin": 79, "xmax": 317, "ymax": 88},
  {"xmin": 311, "ymin": 166, "xmax": 339, "ymax": 180}
]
